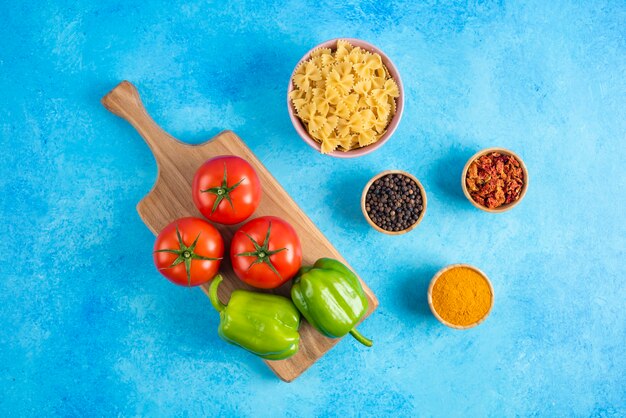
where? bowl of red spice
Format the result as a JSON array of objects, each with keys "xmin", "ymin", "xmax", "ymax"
[
  {"xmin": 428, "ymin": 264, "xmax": 494, "ymax": 329},
  {"xmin": 461, "ymin": 147, "xmax": 528, "ymax": 212}
]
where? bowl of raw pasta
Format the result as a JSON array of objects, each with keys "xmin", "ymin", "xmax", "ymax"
[{"xmin": 287, "ymin": 38, "xmax": 404, "ymax": 158}]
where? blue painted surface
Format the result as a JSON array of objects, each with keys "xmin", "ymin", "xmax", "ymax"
[{"xmin": 1, "ymin": 0, "xmax": 625, "ymax": 416}]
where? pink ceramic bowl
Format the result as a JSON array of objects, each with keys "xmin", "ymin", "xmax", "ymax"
[{"xmin": 287, "ymin": 38, "xmax": 404, "ymax": 158}]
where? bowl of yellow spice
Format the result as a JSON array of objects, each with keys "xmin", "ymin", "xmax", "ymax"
[{"xmin": 428, "ymin": 264, "xmax": 494, "ymax": 329}]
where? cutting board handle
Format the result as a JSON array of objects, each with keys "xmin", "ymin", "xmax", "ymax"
[{"xmin": 101, "ymin": 81, "xmax": 176, "ymax": 156}]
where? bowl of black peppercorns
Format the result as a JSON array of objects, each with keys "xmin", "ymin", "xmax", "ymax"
[{"xmin": 361, "ymin": 170, "xmax": 427, "ymax": 234}]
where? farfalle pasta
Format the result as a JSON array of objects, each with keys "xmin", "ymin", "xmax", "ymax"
[{"xmin": 290, "ymin": 40, "xmax": 399, "ymax": 154}]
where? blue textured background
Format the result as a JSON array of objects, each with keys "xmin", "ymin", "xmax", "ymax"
[{"xmin": 1, "ymin": 1, "xmax": 625, "ymax": 416}]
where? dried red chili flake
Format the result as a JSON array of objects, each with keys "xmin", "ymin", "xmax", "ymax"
[{"xmin": 466, "ymin": 152, "xmax": 524, "ymax": 209}]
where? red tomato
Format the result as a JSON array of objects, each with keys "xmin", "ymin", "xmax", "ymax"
[
  {"xmin": 230, "ymin": 216, "xmax": 302, "ymax": 289},
  {"xmin": 153, "ymin": 217, "xmax": 224, "ymax": 286},
  {"xmin": 192, "ymin": 156, "xmax": 261, "ymax": 225}
]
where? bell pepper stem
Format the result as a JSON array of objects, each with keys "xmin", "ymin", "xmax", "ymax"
[
  {"xmin": 209, "ymin": 275, "xmax": 227, "ymax": 312},
  {"xmin": 349, "ymin": 328, "xmax": 373, "ymax": 347}
]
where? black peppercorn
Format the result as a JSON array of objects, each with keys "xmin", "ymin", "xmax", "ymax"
[{"xmin": 365, "ymin": 173, "xmax": 424, "ymax": 232}]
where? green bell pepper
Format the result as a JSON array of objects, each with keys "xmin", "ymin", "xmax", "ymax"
[
  {"xmin": 291, "ymin": 258, "xmax": 372, "ymax": 347},
  {"xmin": 209, "ymin": 275, "xmax": 301, "ymax": 360}
]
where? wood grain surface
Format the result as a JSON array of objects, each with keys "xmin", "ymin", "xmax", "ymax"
[{"xmin": 101, "ymin": 81, "xmax": 379, "ymax": 382}]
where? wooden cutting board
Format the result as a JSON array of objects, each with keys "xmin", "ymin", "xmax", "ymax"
[{"xmin": 101, "ymin": 81, "xmax": 379, "ymax": 382}]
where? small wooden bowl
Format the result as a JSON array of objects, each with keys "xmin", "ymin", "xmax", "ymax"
[
  {"xmin": 461, "ymin": 147, "xmax": 529, "ymax": 213},
  {"xmin": 427, "ymin": 264, "xmax": 494, "ymax": 329},
  {"xmin": 360, "ymin": 170, "xmax": 427, "ymax": 235}
]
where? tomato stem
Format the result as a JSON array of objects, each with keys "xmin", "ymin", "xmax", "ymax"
[
  {"xmin": 154, "ymin": 225, "xmax": 222, "ymax": 286},
  {"xmin": 235, "ymin": 221, "xmax": 286, "ymax": 279},
  {"xmin": 200, "ymin": 163, "xmax": 245, "ymax": 215}
]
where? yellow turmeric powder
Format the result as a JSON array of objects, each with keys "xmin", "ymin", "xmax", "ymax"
[{"xmin": 431, "ymin": 267, "xmax": 492, "ymax": 326}]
